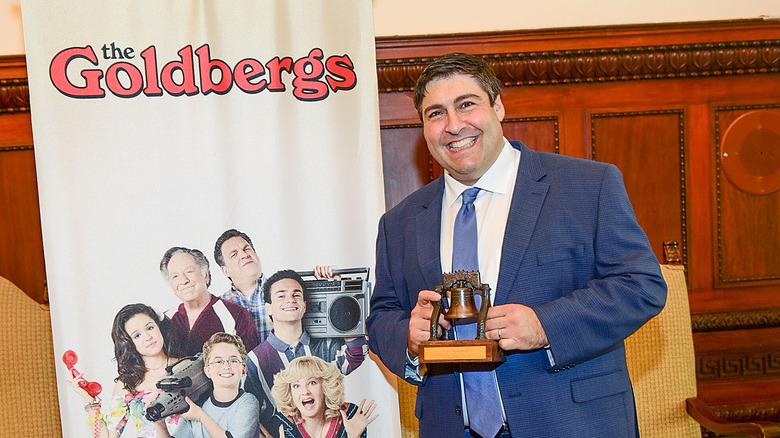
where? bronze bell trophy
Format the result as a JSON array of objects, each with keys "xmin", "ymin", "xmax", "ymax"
[{"xmin": 418, "ymin": 270, "xmax": 505, "ymax": 363}]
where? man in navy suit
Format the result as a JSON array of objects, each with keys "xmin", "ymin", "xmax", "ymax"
[{"xmin": 366, "ymin": 53, "xmax": 667, "ymax": 438}]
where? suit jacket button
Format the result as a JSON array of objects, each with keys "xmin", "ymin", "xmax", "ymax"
[{"xmin": 454, "ymin": 406, "xmax": 462, "ymax": 416}]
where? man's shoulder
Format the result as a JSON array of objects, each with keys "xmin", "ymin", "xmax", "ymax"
[
  {"xmin": 513, "ymin": 140, "xmax": 617, "ymax": 185},
  {"xmin": 218, "ymin": 296, "xmax": 253, "ymax": 316},
  {"xmin": 220, "ymin": 288, "xmax": 237, "ymax": 301},
  {"xmin": 249, "ymin": 339, "xmax": 276, "ymax": 358},
  {"xmin": 237, "ymin": 390, "xmax": 260, "ymax": 408},
  {"xmin": 170, "ymin": 303, "xmax": 187, "ymax": 321}
]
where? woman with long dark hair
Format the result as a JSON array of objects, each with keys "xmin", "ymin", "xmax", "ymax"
[{"xmin": 69, "ymin": 303, "xmax": 180, "ymax": 437}]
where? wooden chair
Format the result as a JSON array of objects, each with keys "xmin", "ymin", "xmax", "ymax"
[
  {"xmin": 0, "ymin": 275, "xmax": 62, "ymax": 437},
  {"xmin": 396, "ymin": 264, "xmax": 780, "ymax": 437},
  {"xmin": 627, "ymin": 263, "xmax": 780, "ymax": 438}
]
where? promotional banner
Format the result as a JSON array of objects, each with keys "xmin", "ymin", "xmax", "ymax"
[{"xmin": 22, "ymin": 1, "xmax": 395, "ymax": 437}]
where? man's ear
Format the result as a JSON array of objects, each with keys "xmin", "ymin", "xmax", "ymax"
[
  {"xmin": 493, "ymin": 94, "xmax": 505, "ymax": 122},
  {"xmin": 265, "ymin": 302, "xmax": 272, "ymax": 317},
  {"xmin": 221, "ymin": 265, "xmax": 230, "ymax": 278}
]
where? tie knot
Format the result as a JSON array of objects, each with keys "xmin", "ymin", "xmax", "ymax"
[{"xmin": 461, "ymin": 187, "xmax": 480, "ymax": 206}]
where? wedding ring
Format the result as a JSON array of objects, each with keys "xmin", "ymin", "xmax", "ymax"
[{"xmin": 498, "ymin": 329, "xmax": 501, "ymax": 339}]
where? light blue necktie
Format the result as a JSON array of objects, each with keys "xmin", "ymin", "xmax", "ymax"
[{"xmin": 452, "ymin": 187, "xmax": 503, "ymax": 438}]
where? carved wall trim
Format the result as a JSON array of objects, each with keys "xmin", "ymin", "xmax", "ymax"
[
  {"xmin": 0, "ymin": 144, "xmax": 33, "ymax": 152},
  {"xmin": 696, "ymin": 348, "xmax": 780, "ymax": 381},
  {"xmin": 590, "ymin": 110, "xmax": 688, "ymax": 269},
  {"xmin": 377, "ymin": 39, "xmax": 780, "ymax": 92},
  {"xmin": 0, "ymin": 78, "xmax": 30, "ymax": 114},
  {"xmin": 714, "ymin": 103, "xmax": 780, "ymax": 284},
  {"xmin": 692, "ymin": 308, "xmax": 780, "ymax": 332}
]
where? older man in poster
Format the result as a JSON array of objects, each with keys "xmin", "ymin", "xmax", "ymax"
[{"xmin": 160, "ymin": 246, "xmax": 259, "ymax": 358}]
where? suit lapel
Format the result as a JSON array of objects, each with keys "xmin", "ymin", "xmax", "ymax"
[
  {"xmin": 416, "ymin": 177, "xmax": 445, "ymax": 288},
  {"xmin": 495, "ymin": 143, "xmax": 550, "ymax": 305}
]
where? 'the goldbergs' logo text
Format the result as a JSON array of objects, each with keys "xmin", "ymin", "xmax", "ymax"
[{"xmin": 50, "ymin": 43, "xmax": 357, "ymax": 101}]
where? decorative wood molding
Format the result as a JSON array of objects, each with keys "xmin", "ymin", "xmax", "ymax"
[
  {"xmin": 0, "ymin": 78, "xmax": 30, "ymax": 114},
  {"xmin": 377, "ymin": 39, "xmax": 780, "ymax": 92},
  {"xmin": 692, "ymin": 308, "xmax": 780, "ymax": 332},
  {"xmin": 0, "ymin": 144, "xmax": 33, "ymax": 152},
  {"xmin": 697, "ymin": 348, "xmax": 780, "ymax": 380}
]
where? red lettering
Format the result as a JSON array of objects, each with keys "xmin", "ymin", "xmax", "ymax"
[
  {"xmin": 105, "ymin": 62, "xmax": 144, "ymax": 97},
  {"xmin": 292, "ymin": 48, "xmax": 328, "ymax": 101},
  {"xmin": 159, "ymin": 46, "xmax": 199, "ymax": 96},
  {"xmin": 48, "ymin": 45, "xmax": 360, "ymax": 101},
  {"xmin": 49, "ymin": 46, "xmax": 105, "ymax": 98},
  {"xmin": 195, "ymin": 44, "xmax": 232, "ymax": 95},
  {"xmin": 233, "ymin": 59, "xmax": 267, "ymax": 93},
  {"xmin": 140, "ymin": 46, "xmax": 163, "ymax": 96},
  {"xmin": 325, "ymin": 55, "xmax": 357, "ymax": 92},
  {"xmin": 265, "ymin": 56, "xmax": 293, "ymax": 92}
]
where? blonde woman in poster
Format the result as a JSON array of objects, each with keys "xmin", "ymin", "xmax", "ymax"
[
  {"xmin": 271, "ymin": 356, "xmax": 377, "ymax": 438},
  {"xmin": 69, "ymin": 303, "xmax": 180, "ymax": 437}
]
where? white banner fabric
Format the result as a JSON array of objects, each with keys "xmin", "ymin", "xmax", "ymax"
[{"xmin": 21, "ymin": 1, "xmax": 396, "ymax": 437}]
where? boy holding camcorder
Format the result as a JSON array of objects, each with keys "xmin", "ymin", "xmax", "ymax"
[{"xmin": 154, "ymin": 332, "xmax": 260, "ymax": 438}]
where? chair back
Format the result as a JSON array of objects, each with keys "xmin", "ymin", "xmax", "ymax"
[
  {"xmin": 625, "ymin": 264, "xmax": 701, "ymax": 438},
  {"xmin": 0, "ymin": 276, "xmax": 62, "ymax": 437}
]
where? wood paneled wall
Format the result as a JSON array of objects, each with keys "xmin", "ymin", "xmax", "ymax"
[
  {"xmin": 375, "ymin": 19, "xmax": 780, "ymax": 423},
  {"xmin": 2, "ymin": 18, "xmax": 780, "ymax": 423},
  {"xmin": 0, "ymin": 58, "xmax": 46, "ymax": 304}
]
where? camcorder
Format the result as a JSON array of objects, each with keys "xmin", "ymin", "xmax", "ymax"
[{"xmin": 145, "ymin": 353, "xmax": 213, "ymax": 422}]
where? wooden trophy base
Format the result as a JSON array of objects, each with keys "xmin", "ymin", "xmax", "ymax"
[{"xmin": 419, "ymin": 339, "xmax": 505, "ymax": 363}]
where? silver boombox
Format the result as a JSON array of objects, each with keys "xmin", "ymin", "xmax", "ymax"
[{"xmin": 298, "ymin": 267, "xmax": 371, "ymax": 338}]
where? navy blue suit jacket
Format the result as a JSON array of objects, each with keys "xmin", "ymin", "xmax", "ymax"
[{"xmin": 367, "ymin": 142, "xmax": 667, "ymax": 438}]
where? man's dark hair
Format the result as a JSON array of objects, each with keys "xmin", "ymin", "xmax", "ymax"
[
  {"xmin": 262, "ymin": 269, "xmax": 307, "ymax": 304},
  {"xmin": 214, "ymin": 229, "xmax": 255, "ymax": 267},
  {"xmin": 413, "ymin": 52, "xmax": 502, "ymax": 120},
  {"xmin": 159, "ymin": 246, "xmax": 212, "ymax": 287}
]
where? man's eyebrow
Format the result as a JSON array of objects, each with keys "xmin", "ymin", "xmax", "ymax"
[
  {"xmin": 422, "ymin": 93, "xmax": 483, "ymax": 115},
  {"xmin": 453, "ymin": 93, "xmax": 482, "ymax": 104},
  {"xmin": 422, "ymin": 102, "xmax": 444, "ymax": 115}
]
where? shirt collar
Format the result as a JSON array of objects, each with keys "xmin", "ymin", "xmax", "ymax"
[
  {"xmin": 229, "ymin": 274, "xmax": 264, "ymax": 296},
  {"xmin": 443, "ymin": 138, "xmax": 519, "ymax": 209},
  {"xmin": 266, "ymin": 329, "xmax": 310, "ymax": 352}
]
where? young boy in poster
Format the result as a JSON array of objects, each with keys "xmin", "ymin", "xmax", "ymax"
[{"xmin": 154, "ymin": 332, "xmax": 260, "ymax": 438}]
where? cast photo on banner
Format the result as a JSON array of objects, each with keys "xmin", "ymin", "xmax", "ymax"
[{"xmin": 66, "ymin": 229, "xmax": 374, "ymax": 438}]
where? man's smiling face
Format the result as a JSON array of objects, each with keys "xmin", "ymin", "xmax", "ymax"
[
  {"xmin": 421, "ymin": 73, "xmax": 505, "ymax": 186},
  {"xmin": 166, "ymin": 252, "xmax": 210, "ymax": 304},
  {"xmin": 265, "ymin": 278, "xmax": 306, "ymax": 323}
]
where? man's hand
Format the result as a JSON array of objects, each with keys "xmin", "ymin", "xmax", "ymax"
[
  {"xmin": 408, "ymin": 290, "xmax": 451, "ymax": 356},
  {"xmin": 485, "ymin": 303, "xmax": 549, "ymax": 351},
  {"xmin": 313, "ymin": 265, "xmax": 340, "ymax": 280}
]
